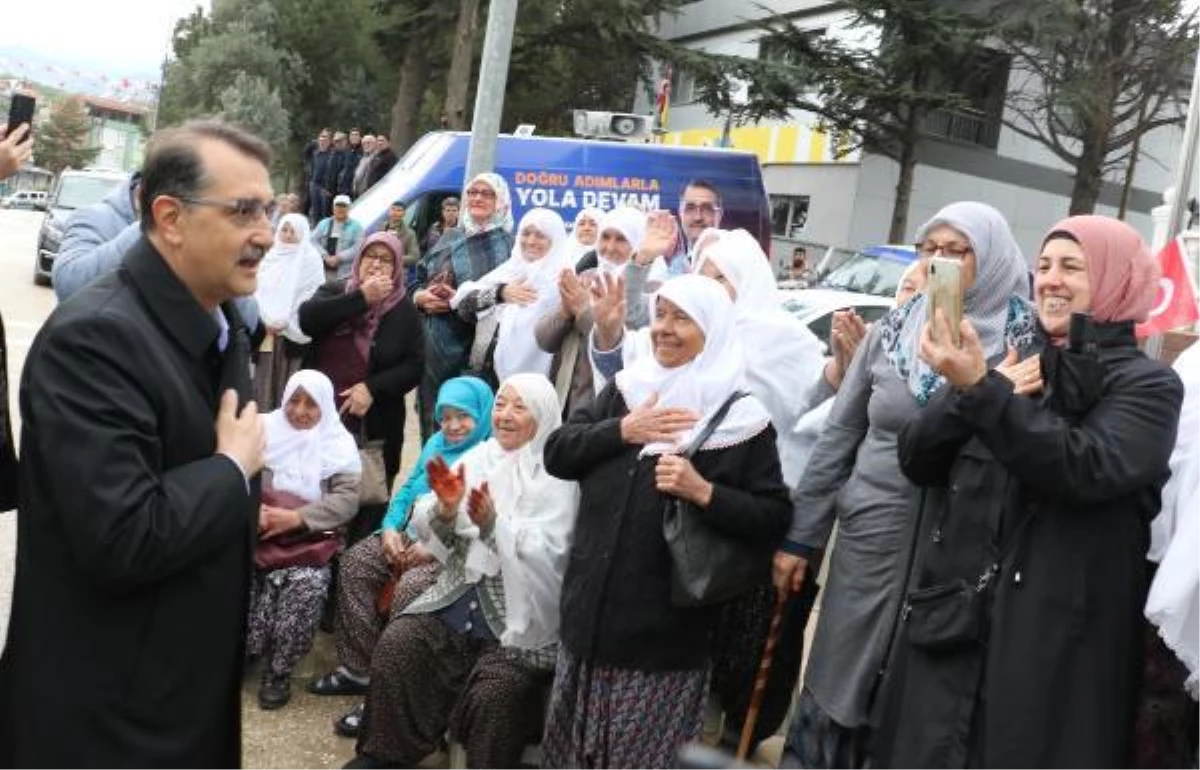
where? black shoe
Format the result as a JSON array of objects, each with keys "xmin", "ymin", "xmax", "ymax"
[
  {"xmin": 258, "ymin": 674, "xmax": 291, "ymax": 710},
  {"xmin": 308, "ymin": 670, "xmax": 368, "ymax": 696},
  {"xmin": 334, "ymin": 702, "xmax": 366, "ymax": 738}
]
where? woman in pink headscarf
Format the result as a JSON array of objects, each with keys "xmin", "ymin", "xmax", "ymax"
[
  {"xmin": 300, "ymin": 232, "xmax": 425, "ymax": 537},
  {"xmin": 873, "ymin": 215, "xmax": 1184, "ymax": 767}
]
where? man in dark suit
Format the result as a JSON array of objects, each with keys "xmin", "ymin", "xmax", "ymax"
[{"xmin": 0, "ymin": 119, "xmax": 270, "ymax": 767}]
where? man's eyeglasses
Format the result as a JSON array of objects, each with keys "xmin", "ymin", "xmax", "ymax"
[
  {"xmin": 916, "ymin": 241, "xmax": 972, "ymax": 259},
  {"xmin": 178, "ymin": 196, "xmax": 276, "ymax": 226},
  {"xmin": 465, "ymin": 187, "xmax": 496, "ymax": 200},
  {"xmin": 681, "ymin": 202, "xmax": 720, "ymax": 217}
]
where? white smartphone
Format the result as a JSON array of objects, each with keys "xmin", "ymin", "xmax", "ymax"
[{"xmin": 927, "ymin": 257, "xmax": 963, "ymax": 346}]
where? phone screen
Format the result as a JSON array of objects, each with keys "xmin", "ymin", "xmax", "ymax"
[
  {"xmin": 6, "ymin": 93, "xmax": 35, "ymax": 139},
  {"xmin": 927, "ymin": 257, "xmax": 964, "ymax": 346}
]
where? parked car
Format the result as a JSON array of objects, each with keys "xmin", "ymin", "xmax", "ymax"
[
  {"xmin": 779, "ymin": 288, "xmax": 894, "ymax": 353},
  {"xmin": 816, "ymin": 244, "xmax": 918, "ymax": 298},
  {"xmin": 1, "ymin": 190, "xmax": 47, "ymax": 210},
  {"xmin": 34, "ymin": 168, "xmax": 130, "ymax": 285}
]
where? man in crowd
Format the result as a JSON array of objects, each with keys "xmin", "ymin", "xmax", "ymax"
[
  {"xmin": 422, "ymin": 195, "xmax": 460, "ymax": 252},
  {"xmin": 324, "ymin": 130, "xmax": 351, "ymax": 204},
  {"xmin": 0, "ymin": 119, "xmax": 268, "ymax": 767},
  {"xmin": 312, "ymin": 193, "xmax": 365, "ymax": 281},
  {"xmin": 308, "ymin": 127, "xmax": 333, "ymax": 223},
  {"xmin": 381, "ymin": 199, "xmax": 420, "ymax": 284},
  {"xmin": 351, "ymin": 133, "xmax": 376, "ymax": 198},
  {"xmin": 366, "ymin": 133, "xmax": 398, "ymax": 189},
  {"xmin": 51, "ymin": 169, "xmax": 261, "ymax": 330}
]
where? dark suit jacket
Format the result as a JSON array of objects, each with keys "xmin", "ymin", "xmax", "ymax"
[
  {"xmin": 0, "ymin": 237, "xmax": 257, "ymax": 768},
  {"xmin": 0, "ymin": 311, "xmax": 16, "ymax": 511}
]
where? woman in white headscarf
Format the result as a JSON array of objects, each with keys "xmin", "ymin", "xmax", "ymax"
[
  {"xmin": 253, "ymin": 213, "xmax": 327, "ymax": 410},
  {"xmin": 568, "ymin": 206, "xmax": 604, "ymax": 263},
  {"xmin": 542, "ymin": 275, "xmax": 792, "ymax": 769},
  {"xmin": 248, "ymin": 370, "xmax": 361, "ymax": 711},
  {"xmin": 349, "ymin": 373, "xmax": 579, "ymax": 770},
  {"xmin": 452, "ymin": 208, "xmax": 573, "ymax": 383}
]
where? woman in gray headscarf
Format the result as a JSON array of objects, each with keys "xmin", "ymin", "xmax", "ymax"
[{"xmin": 778, "ymin": 201, "xmax": 1035, "ymax": 768}]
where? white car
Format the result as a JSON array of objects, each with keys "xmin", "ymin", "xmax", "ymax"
[{"xmin": 779, "ymin": 288, "xmax": 894, "ymax": 353}]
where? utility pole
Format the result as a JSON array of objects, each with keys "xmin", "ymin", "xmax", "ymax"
[
  {"xmin": 464, "ymin": 0, "xmax": 519, "ymax": 180},
  {"xmin": 1166, "ymin": 40, "xmax": 1200, "ymax": 245}
]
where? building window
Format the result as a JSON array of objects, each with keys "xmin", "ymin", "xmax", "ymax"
[
  {"xmin": 923, "ymin": 48, "xmax": 1009, "ymax": 150},
  {"xmin": 669, "ymin": 68, "xmax": 695, "ymax": 106},
  {"xmin": 770, "ymin": 195, "xmax": 810, "ymax": 238}
]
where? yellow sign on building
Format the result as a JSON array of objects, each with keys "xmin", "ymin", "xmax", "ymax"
[{"xmin": 662, "ymin": 124, "xmax": 860, "ymax": 165}]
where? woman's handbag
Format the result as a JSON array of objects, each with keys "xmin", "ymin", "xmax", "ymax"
[
  {"xmin": 357, "ymin": 425, "xmax": 390, "ymax": 505},
  {"xmin": 902, "ymin": 510, "xmax": 1038, "ymax": 652},
  {"xmin": 255, "ymin": 529, "xmax": 343, "ymax": 571},
  {"xmin": 663, "ymin": 391, "xmax": 772, "ymax": 607}
]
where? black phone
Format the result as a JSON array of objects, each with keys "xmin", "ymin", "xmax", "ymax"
[{"xmin": 6, "ymin": 93, "xmax": 35, "ymax": 139}]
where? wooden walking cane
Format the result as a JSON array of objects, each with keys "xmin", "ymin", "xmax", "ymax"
[{"xmin": 736, "ymin": 589, "xmax": 789, "ymax": 761}]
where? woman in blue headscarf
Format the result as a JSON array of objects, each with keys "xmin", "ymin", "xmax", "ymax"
[
  {"xmin": 412, "ymin": 173, "xmax": 515, "ymax": 441},
  {"xmin": 307, "ymin": 376, "xmax": 494, "ymax": 735}
]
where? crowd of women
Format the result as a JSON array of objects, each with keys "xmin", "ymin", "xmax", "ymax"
[{"xmin": 244, "ymin": 167, "xmax": 1198, "ymax": 769}]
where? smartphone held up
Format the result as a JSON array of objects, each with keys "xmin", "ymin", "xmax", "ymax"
[
  {"xmin": 927, "ymin": 256, "xmax": 964, "ymax": 346},
  {"xmin": 6, "ymin": 93, "xmax": 36, "ymax": 140}
]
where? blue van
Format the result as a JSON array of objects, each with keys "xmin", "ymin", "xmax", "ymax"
[{"xmin": 350, "ymin": 131, "xmax": 771, "ymax": 250}]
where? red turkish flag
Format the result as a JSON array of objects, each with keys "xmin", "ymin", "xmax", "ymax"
[{"xmin": 1137, "ymin": 237, "xmax": 1199, "ymax": 337}]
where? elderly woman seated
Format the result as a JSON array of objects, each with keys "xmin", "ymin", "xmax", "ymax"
[
  {"xmin": 248, "ymin": 370, "xmax": 361, "ymax": 710},
  {"xmin": 344, "ymin": 373, "xmax": 579, "ymax": 770}
]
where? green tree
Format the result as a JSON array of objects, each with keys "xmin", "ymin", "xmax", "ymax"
[
  {"xmin": 34, "ymin": 98, "xmax": 100, "ymax": 174},
  {"xmin": 995, "ymin": 0, "xmax": 1196, "ymax": 215},
  {"xmin": 647, "ymin": 0, "xmax": 988, "ymax": 242},
  {"xmin": 218, "ymin": 72, "xmax": 292, "ymax": 164}
]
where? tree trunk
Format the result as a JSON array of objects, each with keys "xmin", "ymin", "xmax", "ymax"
[
  {"xmin": 390, "ymin": 36, "xmax": 433, "ymax": 155},
  {"xmin": 443, "ymin": 0, "xmax": 483, "ymax": 131},
  {"xmin": 889, "ymin": 141, "xmax": 917, "ymax": 244},
  {"xmin": 1118, "ymin": 96, "xmax": 1151, "ymax": 219},
  {"xmin": 1069, "ymin": 130, "xmax": 1108, "ymax": 214}
]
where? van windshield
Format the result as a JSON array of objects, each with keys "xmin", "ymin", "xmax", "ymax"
[{"xmin": 55, "ymin": 176, "xmax": 125, "ymax": 210}]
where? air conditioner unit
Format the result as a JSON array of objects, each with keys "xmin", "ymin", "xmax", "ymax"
[{"xmin": 573, "ymin": 110, "xmax": 652, "ymax": 142}]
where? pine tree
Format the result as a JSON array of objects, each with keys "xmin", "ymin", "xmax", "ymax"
[{"xmin": 34, "ymin": 98, "xmax": 100, "ymax": 174}]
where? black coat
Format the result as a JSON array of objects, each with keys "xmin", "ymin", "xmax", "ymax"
[
  {"xmin": 367, "ymin": 148, "xmax": 398, "ymax": 189},
  {"xmin": 299, "ymin": 283, "xmax": 424, "ymax": 485},
  {"xmin": 544, "ymin": 384, "xmax": 791, "ymax": 671},
  {"xmin": 0, "ymin": 311, "xmax": 16, "ymax": 511},
  {"xmin": 0, "ymin": 237, "xmax": 257, "ymax": 767},
  {"xmin": 874, "ymin": 323, "xmax": 1184, "ymax": 768}
]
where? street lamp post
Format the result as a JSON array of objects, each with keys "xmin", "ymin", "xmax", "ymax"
[{"xmin": 465, "ymin": 0, "xmax": 520, "ymax": 180}]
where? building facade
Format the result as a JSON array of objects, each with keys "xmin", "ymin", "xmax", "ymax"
[
  {"xmin": 638, "ymin": 0, "xmax": 1185, "ymax": 269},
  {"xmin": 81, "ymin": 95, "xmax": 147, "ymax": 173}
]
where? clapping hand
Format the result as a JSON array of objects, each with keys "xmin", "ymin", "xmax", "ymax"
[
  {"xmin": 427, "ymin": 455, "xmax": 467, "ymax": 516},
  {"xmin": 558, "ymin": 269, "xmax": 589, "ymax": 319},
  {"xmin": 466, "ymin": 481, "xmax": 497, "ymax": 533},
  {"xmin": 637, "ymin": 210, "xmax": 679, "ymax": 264},
  {"xmin": 994, "ymin": 347, "xmax": 1043, "ymax": 397},
  {"xmin": 591, "ymin": 272, "xmax": 627, "ymax": 350},
  {"xmin": 825, "ymin": 310, "xmax": 868, "ymax": 389}
]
